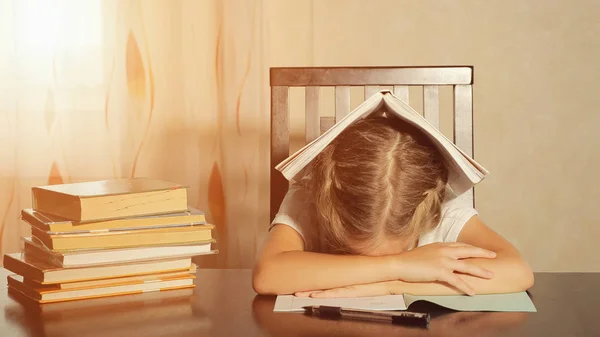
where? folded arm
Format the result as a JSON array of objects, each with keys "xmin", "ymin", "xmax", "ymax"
[
  {"xmin": 447, "ymin": 215, "xmax": 533, "ymax": 293},
  {"xmin": 309, "ymin": 215, "xmax": 534, "ymax": 298},
  {"xmin": 252, "ymin": 225, "xmax": 401, "ymax": 295},
  {"xmin": 399, "ymin": 215, "xmax": 533, "ymax": 295},
  {"xmin": 251, "ymin": 216, "xmax": 514, "ymax": 296}
]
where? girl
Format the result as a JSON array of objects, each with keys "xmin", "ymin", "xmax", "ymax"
[{"xmin": 253, "ymin": 117, "xmax": 533, "ymax": 297}]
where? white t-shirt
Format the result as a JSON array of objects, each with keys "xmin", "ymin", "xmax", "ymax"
[{"xmin": 270, "ymin": 182, "xmax": 478, "ymax": 252}]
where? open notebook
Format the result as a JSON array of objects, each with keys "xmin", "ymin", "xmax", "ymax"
[
  {"xmin": 274, "ymin": 292, "xmax": 536, "ymax": 313},
  {"xmin": 276, "ymin": 90, "xmax": 489, "ymax": 195}
]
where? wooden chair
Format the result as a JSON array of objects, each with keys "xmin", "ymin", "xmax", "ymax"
[{"xmin": 270, "ymin": 66, "xmax": 475, "ymax": 222}]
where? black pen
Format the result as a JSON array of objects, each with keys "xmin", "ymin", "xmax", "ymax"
[{"xmin": 303, "ymin": 305, "xmax": 430, "ymax": 328}]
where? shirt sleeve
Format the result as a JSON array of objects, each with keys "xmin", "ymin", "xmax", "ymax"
[
  {"xmin": 438, "ymin": 191, "xmax": 479, "ymax": 242},
  {"xmin": 270, "ymin": 182, "xmax": 312, "ymax": 246}
]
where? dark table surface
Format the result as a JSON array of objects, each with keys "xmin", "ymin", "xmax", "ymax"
[{"xmin": 1, "ymin": 268, "xmax": 599, "ymax": 337}]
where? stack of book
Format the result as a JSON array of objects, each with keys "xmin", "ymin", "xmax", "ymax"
[{"xmin": 3, "ymin": 178, "xmax": 216, "ymax": 304}]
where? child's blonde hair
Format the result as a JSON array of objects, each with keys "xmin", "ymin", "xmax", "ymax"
[{"xmin": 307, "ymin": 116, "xmax": 449, "ymax": 254}]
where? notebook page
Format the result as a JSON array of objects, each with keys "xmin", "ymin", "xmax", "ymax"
[
  {"xmin": 273, "ymin": 295, "xmax": 407, "ymax": 312},
  {"xmin": 403, "ymin": 292, "xmax": 537, "ymax": 312}
]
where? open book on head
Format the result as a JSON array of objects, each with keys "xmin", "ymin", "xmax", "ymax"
[
  {"xmin": 274, "ymin": 292, "xmax": 537, "ymax": 313},
  {"xmin": 276, "ymin": 90, "xmax": 489, "ymax": 195}
]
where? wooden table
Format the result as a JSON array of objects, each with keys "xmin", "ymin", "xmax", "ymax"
[{"xmin": 0, "ymin": 268, "xmax": 598, "ymax": 337}]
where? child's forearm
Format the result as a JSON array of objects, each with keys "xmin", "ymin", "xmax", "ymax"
[
  {"xmin": 304, "ymin": 250, "xmax": 534, "ymax": 299},
  {"xmin": 398, "ymin": 256, "xmax": 534, "ymax": 295},
  {"xmin": 252, "ymin": 250, "xmax": 397, "ymax": 295}
]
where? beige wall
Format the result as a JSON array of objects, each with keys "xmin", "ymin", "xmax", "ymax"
[{"xmin": 268, "ymin": 0, "xmax": 600, "ymax": 272}]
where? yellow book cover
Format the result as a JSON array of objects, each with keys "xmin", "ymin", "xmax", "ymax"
[
  {"xmin": 23, "ymin": 265, "xmax": 197, "ymax": 290},
  {"xmin": 2, "ymin": 253, "xmax": 192, "ymax": 284},
  {"xmin": 31, "ymin": 224, "xmax": 214, "ymax": 251},
  {"xmin": 21, "ymin": 207, "xmax": 206, "ymax": 233},
  {"xmin": 8, "ymin": 274, "xmax": 196, "ymax": 304},
  {"xmin": 31, "ymin": 178, "xmax": 188, "ymax": 222}
]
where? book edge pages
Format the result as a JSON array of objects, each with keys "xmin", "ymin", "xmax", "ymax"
[
  {"xmin": 2, "ymin": 253, "xmax": 192, "ymax": 284},
  {"xmin": 8, "ymin": 273, "xmax": 196, "ymax": 294},
  {"xmin": 22, "ymin": 266, "xmax": 197, "ymax": 289},
  {"xmin": 7, "ymin": 280, "xmax": 195, "ymax": 304},
  {"xmin": 21, "ymin": 207, "xmax": 206, "ymax": 226},
  {"xmin": 25, "ymin": 236, "xmax": 215, "ymax": 254},
  {"xmin": 39, "ymin": 223, "xmax": 214, "ymax": 237},
  {"xmin": 23, "ymin": 237, "xmax": 215, "ymax": 268}
]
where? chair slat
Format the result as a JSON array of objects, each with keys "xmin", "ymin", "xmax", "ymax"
[
  {"xmin": 305, "ymin": 87, "xmax": 320, "ymax": 143},
  {"xmin": 270, "ymin": 86, "xmax": 290, "ymax": 221},
  {"xmin": 320, "ymin": 116, "xmax": 335, "ymax": 134},
  {"xmin": 423, "ymin": 86, "xmax": 440, "ymax": 129},
  {"xmin": 393, "ymin": 85, "xmax": 409, "ymax": 103},
  {"xmin": 335, "ymin": 86, "xmax": 351, "ymax": 122},
  {"xmin": 364, "ymin": 85, "xmax": 380, "ymax": 99},
  {"xmin": 454, "ymin": 84, "xmax": 474, "ymax": 205},
  {"xmin": 454, "ymin": 85, "xmax": 473, "ymax": 156}
]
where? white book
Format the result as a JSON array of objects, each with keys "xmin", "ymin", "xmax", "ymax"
[
  {"xmin": 276, "ymin": 90, "xmax": 489, "ymax": 196},
  {"xmin": 23, "ymin": 237, "xmax": 215, "ymax": 268}
]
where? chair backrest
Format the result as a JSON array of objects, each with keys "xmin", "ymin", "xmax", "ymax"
[{"xmin": 270, "ymin": 66, "xmax": 475, "ymax": 222}]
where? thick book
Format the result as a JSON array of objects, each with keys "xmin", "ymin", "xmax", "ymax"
[
  {"xmin": 22, "ymin": 237, "xmax": 214, "ymax": 268},
  {"xmin": 3, "ymin": 253, "xmax": 192, "ymax": 284},
  {"xmin": 23, "ymin": 265, "xmax": 197, "ymax": 289},
  {"xmin": 31, "ymin": 178, "xmax": 188, "ymax": 222},
  {"xmin": 30, "ymin": 224, "xmax": 214, "ymax": 251},
  {"xmin": 21, "ymin": 207, "xmax": 206, "ymax": 233},
  {"xmin": 274, "ymin": 292, "xmax": 536, "ymax": 313},
  {"xmin": 7, "ymin": 274, "xmax": 195, "ymax": 303},
  {"xmin": 276, "ymin": 90, "xmax": 489, "ymax": 195}
]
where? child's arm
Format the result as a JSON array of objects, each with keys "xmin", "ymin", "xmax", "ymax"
[
  {"xmin": 252, "ymin": 224, "xmax": 496, "ymax": 295},
  {"xmin": 450, "ymin": 214, "xmax": 534, "ymax": 293},
  {"xmin": 305, "ymin": 215, "xmax": 534, "ymax": 298}
]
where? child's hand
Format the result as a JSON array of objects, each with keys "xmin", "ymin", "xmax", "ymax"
[{"xmin": 393, "ymin": 242, "xmax": 496, "ymax": 295}]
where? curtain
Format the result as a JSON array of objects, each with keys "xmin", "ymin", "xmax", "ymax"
[{"xmin": 0, "ymin": 0, "xmax": 269, "ymax": 268}]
